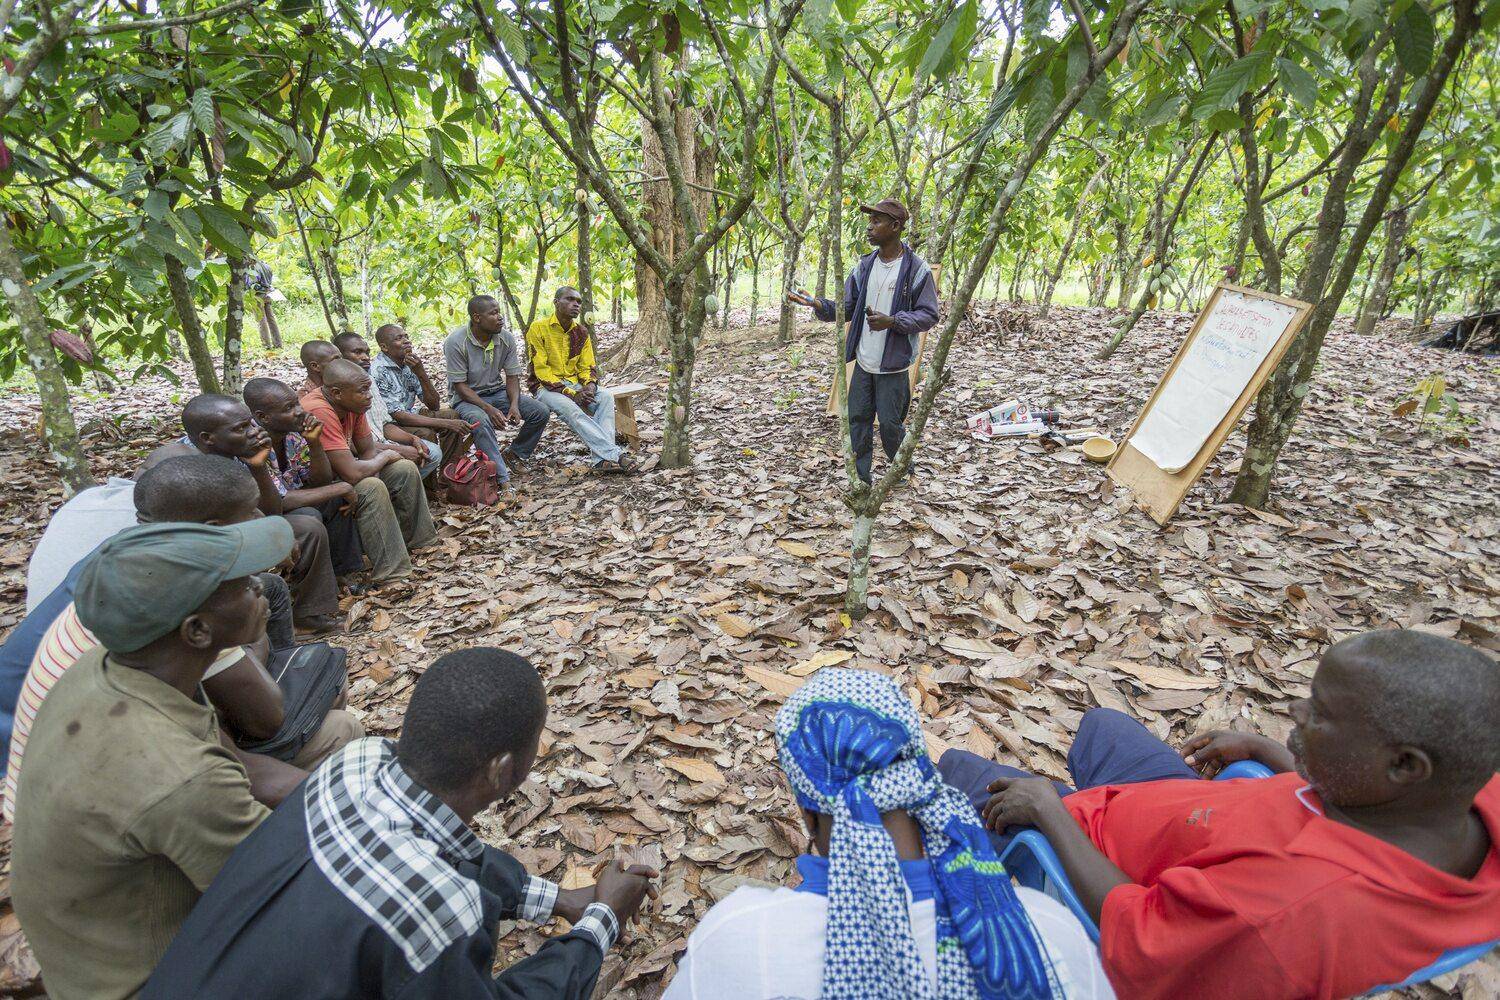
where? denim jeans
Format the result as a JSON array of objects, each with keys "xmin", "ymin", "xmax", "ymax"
[
  {"xmin": 537, "ymin": 383, "xmax": 622, "ymax": 464},
  {"xmin": 452, "ymin": 389, "xmax": 549, "ymax": 481},
  {"xmin": 257, "ymin": 572, "xmax": 295, "ymax": 652},
  {"xmin": 415, "ymin": 437, "xmax": 441, "ymax": 478}
]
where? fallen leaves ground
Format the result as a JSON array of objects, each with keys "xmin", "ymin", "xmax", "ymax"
[{"xmin": 0, "ymin": 303, "xmax": 1497, "ymax": 998}]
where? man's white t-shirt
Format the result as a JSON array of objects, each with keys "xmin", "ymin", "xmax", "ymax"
[
  {"xmin": 662, "ymin": 874, "xmax": 1114, "ymax": 1000},
  {"xmin": 855, "ymin": 255, "xmax": 905, "ymax": 374},
  {"xmin": 24, "ymin": 478, "xmax": 138, "ymax": 611}
]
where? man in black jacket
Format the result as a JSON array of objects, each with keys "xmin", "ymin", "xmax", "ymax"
[
  {"xmin": 790, "ymin": 198, "xmax": 940, "ymax": 485},
  {"xmin": 144, "ymin": 648, "xmax": 658, "ymax": 999}
]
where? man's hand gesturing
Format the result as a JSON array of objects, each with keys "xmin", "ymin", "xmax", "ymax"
[{"xmin": 593, "ymin": 859, "xmax": 659, "ymax": 926}]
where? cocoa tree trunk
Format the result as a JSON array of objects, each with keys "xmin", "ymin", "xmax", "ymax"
[
  {"xmin": 1355, "ymin": 207, "xmax": 1408, "ymax": 337},
  {"xmin": 1087, "ymin": 262, "xmax": 1113, "ymax": 307},
  {"xmin": 628, "ymin": 109, "xmax": 692, "ymax": 363},
  {"xmin": 815, "ymin": 223, "xmax": 831, "ymax": 298},
  {"xmin": 1039, "ymin": 165, "xmax": 1106, "ymax": 319},
  {"xmin": 164, "ymin": 254, "xmax": 222, "ymax": 394},
  {"xmin": 719, "ymin": 244, "xmax": 735, "ymax": 334},
  {"xmin": 777, "ymin": 229, "xmax": 805, "ymax": 342},
  {"xmin": 1231, "ymin": 3, "xmax": 1479, "ymax": 506},
  {"xmin": 1008, "ymin": 247, "xmax": 1029, "ymax": 301},
  {"xmin": 319, "ymin": 248, "xmax": 352, "ymax": 333},
  {"xmin": 221, "ymin": 256, "xmax": 249, "ymax": 393},
  {"xmin": 0, "ymin": 217, "xmax": 93, "ymax": 494},
  {"xmin": 575, "ymin": 163, "xmax": 593, "ymax": 318},
  {"xmin": 1229, "ymin": 212, "xmax": 1251, "ymax": 283},
  {"xmin": 292, "ymin": 200, "xmax": 338, "ymax": 338},
  {"xmin": 750, "ymin": 251, "xmax": 760, "ymax": 328},
  {"xmin": 1097, "ymin": 139, "xmax": 1218, "ymax": 359}
]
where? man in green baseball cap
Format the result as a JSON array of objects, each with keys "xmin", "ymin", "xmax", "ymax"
[{"xmin": 11, "ymin": 518, "xmax": 293, "ymax": 1000}]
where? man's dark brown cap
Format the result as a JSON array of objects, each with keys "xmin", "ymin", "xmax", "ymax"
[{"xmin": 858, "ymin": 198, "xmax": 909, "ymax": 224}]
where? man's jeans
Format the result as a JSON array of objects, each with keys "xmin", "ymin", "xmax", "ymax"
[
  {"xmin": 257, "ymin": 573, "xmax": 295, "ymax": 652},
  {"xmin": 453, "ymin": 389, "xmax": 549, "ymax": 481},
  {"xmin": 415, "ymin": 437, "xmax": 441, "ymax": 478},
  {"xmin": 537, "ymin": 383, "xmax": 622, "ymax": 465},
  {"xmin": 937, "ymin": 708, "xmax": 1202, "ymax": 851}
]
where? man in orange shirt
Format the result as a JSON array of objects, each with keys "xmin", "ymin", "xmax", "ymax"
[
  {"xmin": 939, "ymin": 630, "xmax": 1500, "ymax": 998},
  {"xmin": 301, "ymin": 359, "xmax": 437, "ymax": 583}
]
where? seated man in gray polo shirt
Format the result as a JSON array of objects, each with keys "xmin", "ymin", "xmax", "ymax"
[{"xmin": 443, "ymin": 295, "xmax": 550, "ymax": 489}]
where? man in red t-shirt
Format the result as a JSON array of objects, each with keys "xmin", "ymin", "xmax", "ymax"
[
  {"xmin": 300, "ymin": 359, "xmax": 437, "ymax": 583},
  {"xmin": 939, "ymin": 630, "xmax": 1500, "ymax": 999}
]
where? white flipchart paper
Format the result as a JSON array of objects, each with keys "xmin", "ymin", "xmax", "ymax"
[{"xmin": 1128, "ymin": 290, "xmax": 1298, "ymax": 474}]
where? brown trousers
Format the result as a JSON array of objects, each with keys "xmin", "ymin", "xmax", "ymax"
[
  {"xmin": 408, "ymin": 407, "xmax": 470, "ymax": 472},
  {"xmin": 281, "ymin": 512, "xmax": 340, "ymax": 621},
  {"xmin": 353, "ymin": 459, "xmax": 438, "ymax": 582},
  {"xmin": 288, "ymin": 709, "xmax": 364, "ymax": 769}
]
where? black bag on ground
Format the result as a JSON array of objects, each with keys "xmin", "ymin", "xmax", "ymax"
[{"xmin": 237, "ymin": 642, "xmax": 348, "ymax": 762}]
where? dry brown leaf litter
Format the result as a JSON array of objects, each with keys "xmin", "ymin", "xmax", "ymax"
[{"xmin": 0, "ymin": 304, "xmax": 1497, "ymax": 998}]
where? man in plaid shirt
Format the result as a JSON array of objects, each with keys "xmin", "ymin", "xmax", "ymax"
[{"xmin": 145, "ymin": 648, "xmax": 658, "ymax": 998}]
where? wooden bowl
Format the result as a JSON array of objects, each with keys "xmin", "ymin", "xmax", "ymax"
[{"xmin": 1082, "ymin": 436, "xmax": 1117, "ymax": 463}]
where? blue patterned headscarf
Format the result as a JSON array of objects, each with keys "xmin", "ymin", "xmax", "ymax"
[{"xmin": 776, "ymin": 668, "xmax": 1060, "ymax": 1000}]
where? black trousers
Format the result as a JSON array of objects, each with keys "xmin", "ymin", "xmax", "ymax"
[
  {"xmin": 287, "ymin": 500, "xmax": 363, "ymax": 579},
  {"xmin": 847, "ymin": 365, "xmax": 911, "ymax": 484}
]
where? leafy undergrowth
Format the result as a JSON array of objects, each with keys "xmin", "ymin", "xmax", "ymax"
[{"xmin": 0, "ymin": 304, "xmax": 1496, "ymax": 997}]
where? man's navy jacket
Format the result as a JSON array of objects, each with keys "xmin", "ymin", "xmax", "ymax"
[{"xmin": 813, "ymin": 243, "xmax": 941, "ymax": 373}]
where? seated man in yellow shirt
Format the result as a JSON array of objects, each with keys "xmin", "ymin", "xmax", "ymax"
[{"xmin": 525, "ymin": 287, "xmax": 637, "ymax": 473}]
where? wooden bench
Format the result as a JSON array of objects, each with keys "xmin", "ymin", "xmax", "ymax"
[{"xmin": 609, "ymin": 382, "xmax": 653, "ymax": 447}]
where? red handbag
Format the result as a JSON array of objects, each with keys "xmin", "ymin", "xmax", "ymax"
[{"xmin": 440, "ymin": 449, "xmax": 501, "ymax": 506}]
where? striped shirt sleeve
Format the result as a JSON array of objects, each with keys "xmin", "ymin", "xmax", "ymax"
[{"xmin": 3, "ymin": 604, "xmax": 98, "ymax": 822}]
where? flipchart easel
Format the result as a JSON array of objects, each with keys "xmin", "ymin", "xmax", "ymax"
[
  {"xmin": 1107, "ymin": 283, "xmax": 1314, "ymax": 525},
  {"xmin": 826, "ymin": 265, "xmax": 941, "ymax": 416}
]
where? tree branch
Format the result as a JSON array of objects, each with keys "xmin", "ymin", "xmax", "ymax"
[{"xmin": 76, "ymin": 0, "xmax": 258, "ymax": 35}]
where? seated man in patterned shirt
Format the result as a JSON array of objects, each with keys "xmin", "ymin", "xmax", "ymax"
[
  {"xmin": 371, "ymin": 322, "xmax": 472, "ymax": 476},
  {"xmin": 242, "ymin": 377, "xmax": 363, "ymax": 585},
  {"xmin": 333, "ymin": 332, "xmax": 434, "ymax": 481},
  {"xmin": 145, "ymin": 647, "xmax": 659, "ymax": 999}
]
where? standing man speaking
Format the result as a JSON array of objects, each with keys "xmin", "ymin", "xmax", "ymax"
[{"xmin": 789, "ymin": 199, "xmax": 939, "ymax": 485}]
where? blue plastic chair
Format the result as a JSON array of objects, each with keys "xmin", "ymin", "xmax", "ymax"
[{"xmin": 998, "ymin": 759, "xmax": 1499, "ymax": 992}]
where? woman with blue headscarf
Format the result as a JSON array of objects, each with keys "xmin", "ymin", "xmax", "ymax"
[{"xmin": 663, "ymin": 669, "xmax": 1112, "ymax": 1000}]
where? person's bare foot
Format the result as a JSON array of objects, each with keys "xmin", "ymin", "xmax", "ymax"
[{"xmin": 616, "ymin": 452, "xmax": 639, "ymax": 473}]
